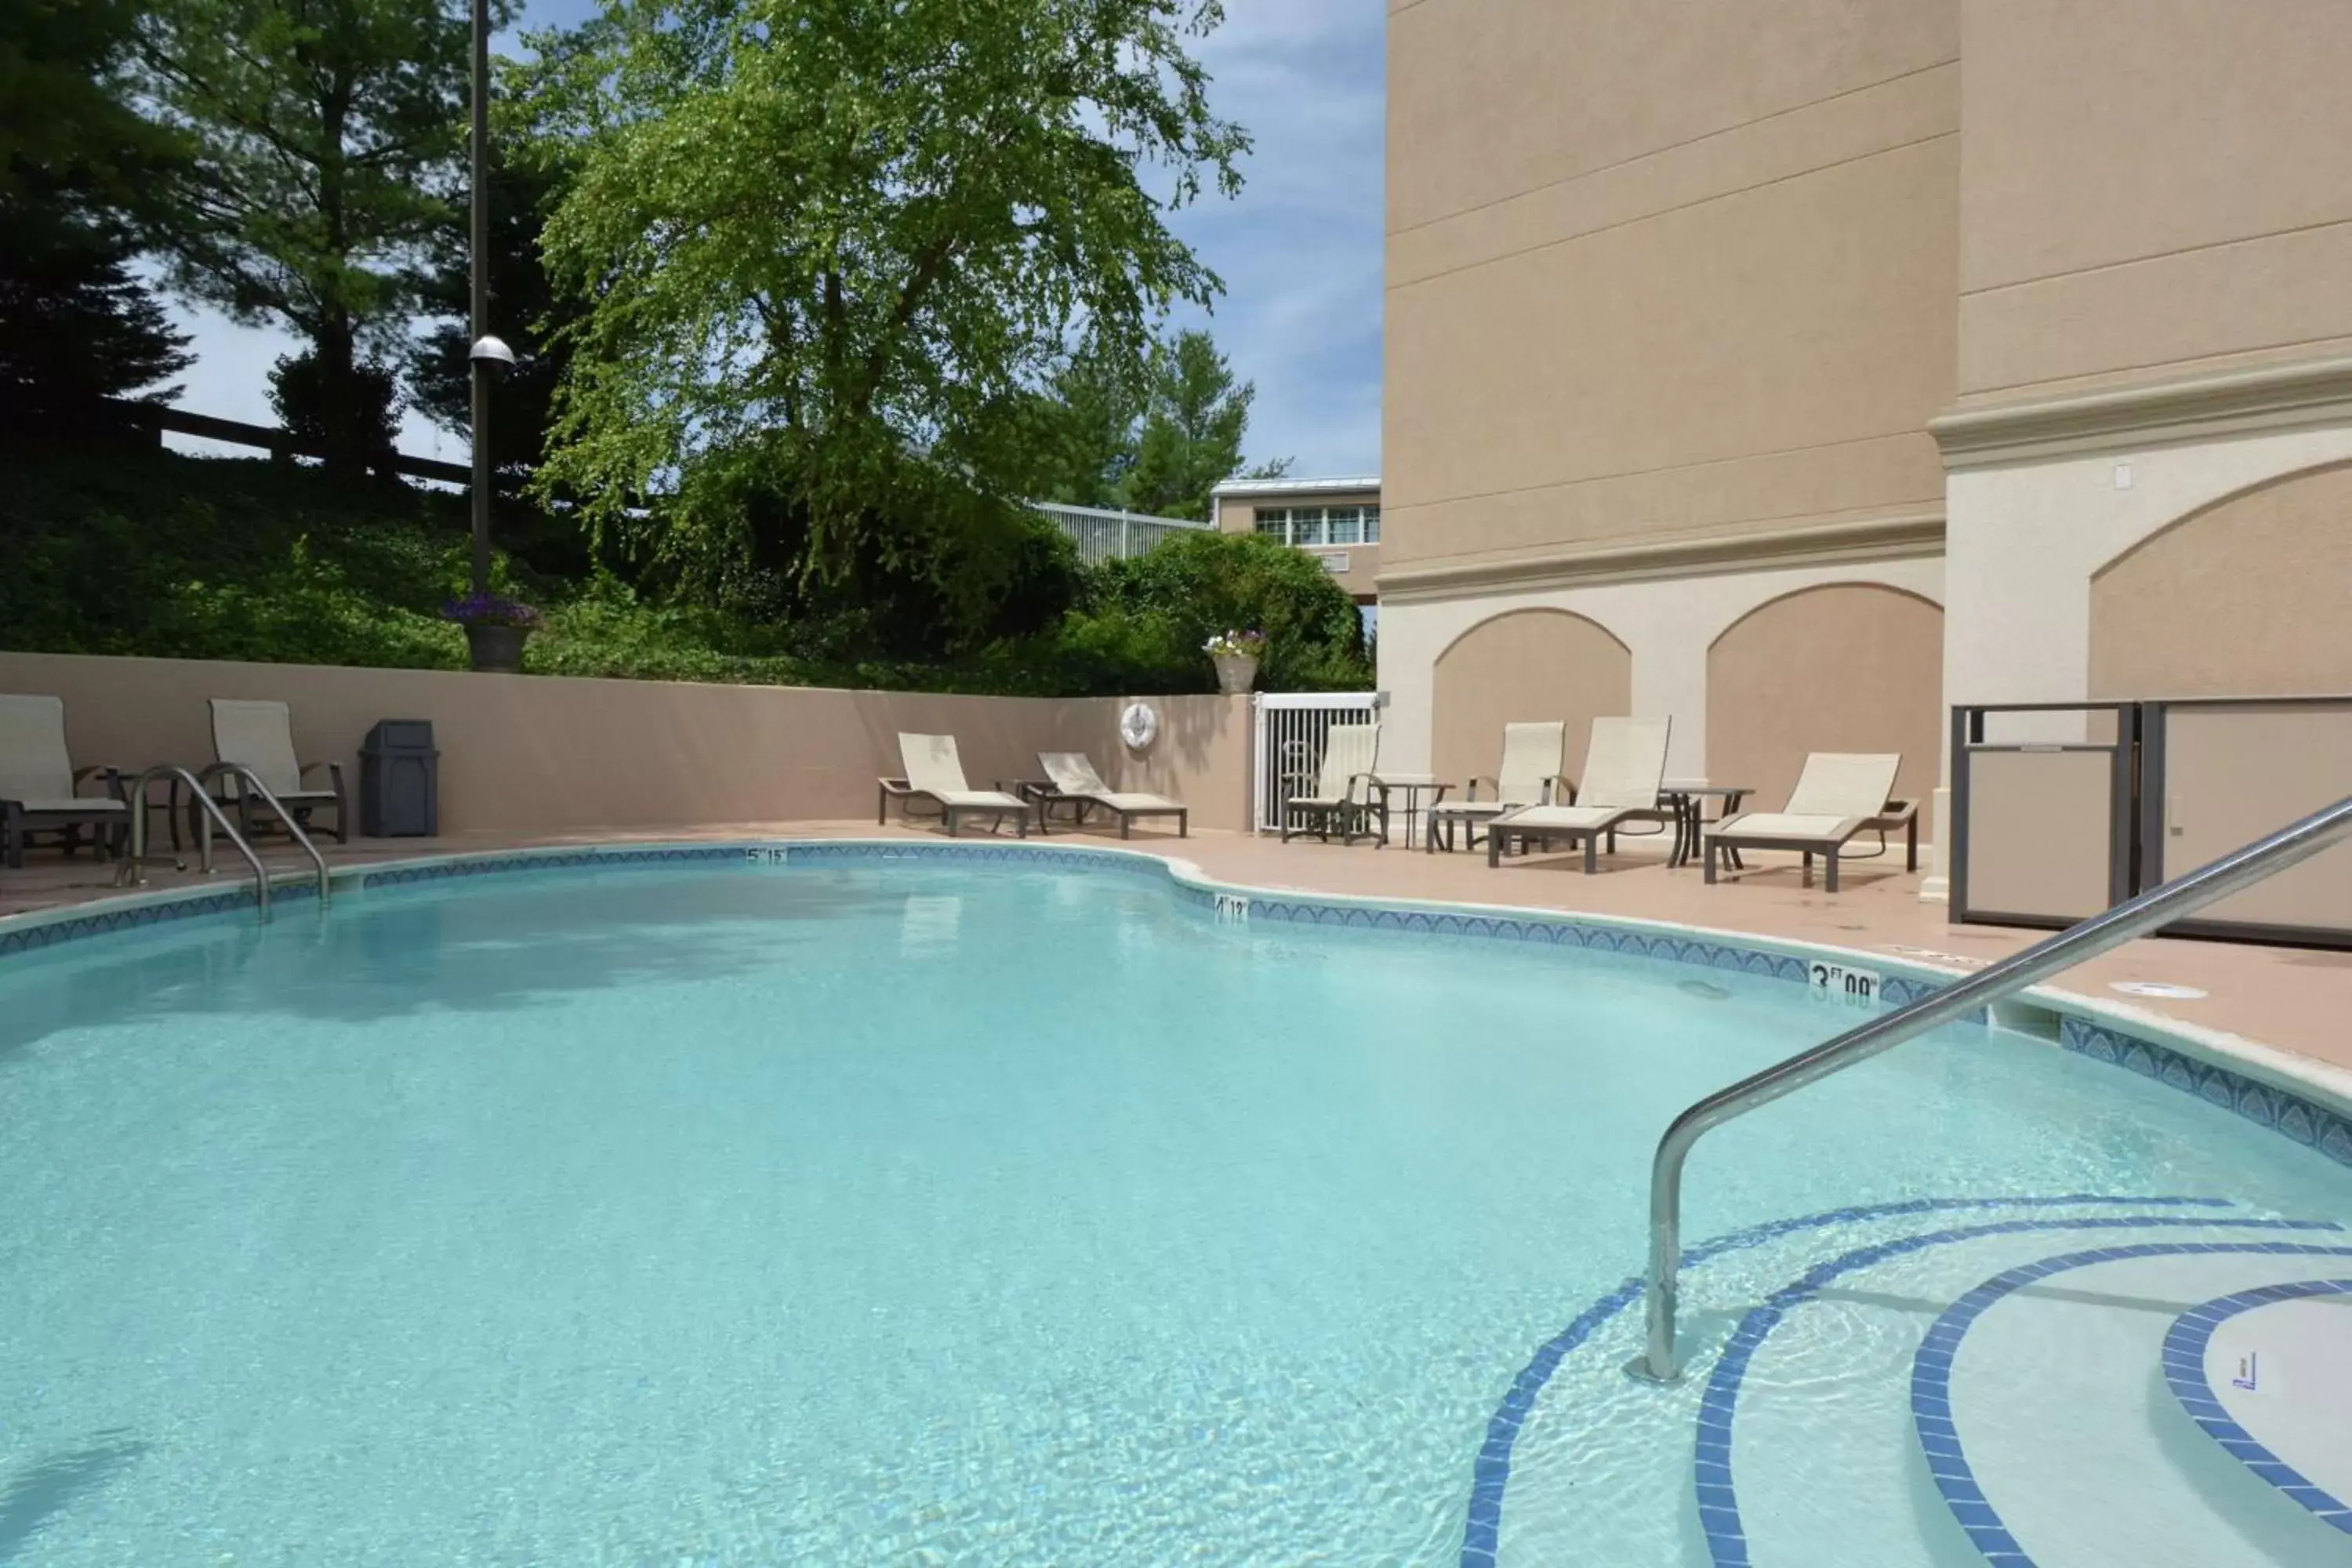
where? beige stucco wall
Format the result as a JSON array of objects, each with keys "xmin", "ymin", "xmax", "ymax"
[
  {"xmin": 1385, "ymin": 0, "xmax": 1958, "ymax": 575},
  {"xmin": 1430, "ymin": 610, "xmax": 1631, "ymax": 790},
  {"xmin": 1376, "ymin": 554, "xmax": 1947, "ymax": 786},
  {"xmin": 2089, "ymin": 462, "xmax": 2352, "ymax": 699},
  {"xmin": 1706, "ymin": 585, "xmax": 1944, "ymax": 811},
  {"xmin": 0, "ymin": 653, "xmax": 1253, "ymax": 834},
  {"xmin": 1953, "ymin": 0, "xmax": 2352, "ymax": 405},
  {"xmin": 1943, "ymin": 430, "xmax": 2352, "ymax": 749}
]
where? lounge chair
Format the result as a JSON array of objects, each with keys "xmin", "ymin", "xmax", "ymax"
[
  {"xmin": 1703, "ymin": 752, "xmax": 1902, "ymax": 891},
  {"xmin": 1281, "ymin": 722, "xmax": 1381, "ymax": 844},
  {"xmin": 880, "ymin": 734, "xmax": 1032, "ymax": 837},
  {"xmin": 1035, "ymin": 753, "xmax": 1188, "ymax": 839},
  {"xmin": 0, "ymin": 694, "xmax": 129, "ymax": 869},
  {"xmin": 1486, "ymin": 717, "xmax": 1674, "ymax": 871},
  {"xmin": 1426, "ymin": 720, "xmax": 1567, "ymax": 851},
  {"xmin": 205, "ymin": 699, "xmax": 348, "ymax": 844}
]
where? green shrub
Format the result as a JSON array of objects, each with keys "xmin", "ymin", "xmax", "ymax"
[{"xmin": 1069, "ymin": 530, "xmax": 1374, "ymax": 692}]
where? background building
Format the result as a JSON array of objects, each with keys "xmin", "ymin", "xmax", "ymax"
[
  {"xmin": 1211, "ymin": 475, "xmax": 1383, "ymax": 612},
  {"xmin": 1377, "ymin": 0, "xmax": 2352, "ymax": 893}
]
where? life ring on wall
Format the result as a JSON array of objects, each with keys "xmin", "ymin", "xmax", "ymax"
[{"xmin": 1119, "ymin": 702, "xmax": 1160, "ymax": 752}]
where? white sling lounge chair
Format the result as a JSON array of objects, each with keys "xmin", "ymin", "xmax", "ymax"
[
  {"xmin": 1426, "ymin": 720, "xmax": 1567, "ymax": 852},
  {"xmin": 1486, "ymin": 717, "xmax": 1673, "ymax": 872},
  {"xmin": 1703, "ymin": 752, "xmax": 1901, "ymax": 892},
  {"xmin": 1281, "ymin": 722, "xmax": 1381, "ymax": 844},
  {"xmin": 1035, "ymin": 753, "xmax": 1188, "ymax": 839},
  {"xmin": 0, "ymin": 694, "xmax": 128, "ymax": 869},
  {"xmin": 881, "ymin": 734, "xmax": 1032, "ymax": 837},
  {"xmin": 206, "ymin": 698, "xmax": 348, "ymax": 844}
]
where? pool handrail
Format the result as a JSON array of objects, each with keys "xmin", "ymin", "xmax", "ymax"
[
  {"xmin": 1629, "ymin": 792, "xmax": 2352, "ymax": 1385},
  {"xmin": 198, "ymin": 761, "xmax": 332, "ymax": 909},
  {"xmin": 115, "ymin": 764, "xmax": 277, "ymax": 921}
]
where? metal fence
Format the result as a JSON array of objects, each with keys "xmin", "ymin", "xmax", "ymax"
[
  {"xmin": 1251, "ymin": 691, "xmax": 1388, "ymax": 833},
  {"xmin": 1030, "ymin": 501, "xmax": 1214, "ymax": 566}
]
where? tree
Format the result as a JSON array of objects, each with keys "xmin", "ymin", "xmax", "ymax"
[
  {"xmin": 522, "ymin": 0, "xmax": 1249, "ymax": 587},
  {"xmin": 268, "ymin": 348, "xmax": 397, "ymax": 464},
  {"xmin": 135, "ymin": 0, "xmax": 477, "ymax": 472},
  {"xmin": 1070, "ymin": 530, "xmax": 1370, "ymax": 692},
  {"xmin": 406, "ymin": 124, "xmax": 579, "ymax": 479},
  {"xmin": 1122, "ymin": 327, "xmax": 1287, "ymax": 518},
  {"xmin": 0, "ymin": 0, "xmax": 191, "ymax": 432},
  {"xmin": 1025, "ymin": 338, "xmax": 1145, "ymax": 511}
]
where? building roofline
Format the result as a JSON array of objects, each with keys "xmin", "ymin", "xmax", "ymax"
[{"xmin": 1209, "ymin": 474, "xmax": 1381, "ymax": 499}]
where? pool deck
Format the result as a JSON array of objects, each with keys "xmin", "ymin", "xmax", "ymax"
[{"xmin": 5, "ymin": 819, "xmax": 2348, "ymax": 1082}]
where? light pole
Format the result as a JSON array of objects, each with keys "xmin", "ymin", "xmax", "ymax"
[{"xmin": 464, "ymin": 0, "xmax": 509, "ymax": 597}]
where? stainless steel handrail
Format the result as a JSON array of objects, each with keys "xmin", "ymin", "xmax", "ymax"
[
  {"xmin": 114, "ymin": 764, "xmax": 277, "ymax": 921},
  {"xmin": 198, "ymin": 762, "xmax": 332, "ymax": 909},
  {"xmin": 1628, "ymin": 793, "xmax": 2352, "ymax": 1384}
]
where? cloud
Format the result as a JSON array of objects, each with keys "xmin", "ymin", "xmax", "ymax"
[{"xmin": 155, "ymin": 0, "xmax": 1386, "ymax": 479}]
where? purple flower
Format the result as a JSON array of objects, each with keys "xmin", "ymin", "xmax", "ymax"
[{"xmin": 442, "ymin": 592, "xmax": 541, "ymax": 629}]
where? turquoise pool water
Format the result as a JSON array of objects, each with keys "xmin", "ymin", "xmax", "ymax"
[{"xmin": 0, "ymin": 857, "xmax": 2345, "ymax": 1565}]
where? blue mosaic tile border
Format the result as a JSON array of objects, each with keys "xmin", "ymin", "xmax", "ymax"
[
  {"xmin": 2163, "ymin": 1278, "xmax": 2352, "ymax": 1537},
  {"xmin": 2061, "ymin": 1016, "xmax": 2352, "ymax": 1170},
  {"xmin": 1692, "ymin": 1217, "xmax": 2345, "ymax": 1568},
  {"xmin": 1913, "ymin": 1243, "xmax": 2352, "ymax": 1566},
  {"xmin": 1454, "ymin": 1194, "xmax": 2237, "ymax": 1568},
  {"xmin": 0, "ymin": 879, "xmax": 320, "ymax": 959}
]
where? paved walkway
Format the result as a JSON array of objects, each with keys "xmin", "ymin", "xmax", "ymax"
[{"xmin": 5, "ymin": 821, "xmax": 2347, "ymax": 1080}]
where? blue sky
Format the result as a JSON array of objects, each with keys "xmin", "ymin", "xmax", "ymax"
[{"xmin": 162, "ymin": 0, "xmax": 1385, "ymax": 482}]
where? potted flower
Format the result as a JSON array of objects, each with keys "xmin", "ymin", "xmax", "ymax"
[
  {"xmin": 445, "ymin": 591, "xmax": 541, "ymax": 673},
  {"xmin": 1203, "ymin": 628, "xmax": 1266, "ymax": 694}
]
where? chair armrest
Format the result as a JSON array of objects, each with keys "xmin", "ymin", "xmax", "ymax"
[
  {"xmin": 1551, "ymin": 775, "xmax": 1577, "ymax": 806},
  {"xmin": 1872, "ymin": 797, "xmax": 1919, "ymax": 825},
  {"xmin": 73, "ymin": 765, "xmax": 125, "ymax": 800},
  {"xmin": 1464, "ymin": 775, "xmax": 1495, "ymax": 803}
]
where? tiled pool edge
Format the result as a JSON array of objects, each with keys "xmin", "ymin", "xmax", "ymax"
[{"xmin": 3, "ymin": 836, "xmax": 2347, "ymax": 1168}]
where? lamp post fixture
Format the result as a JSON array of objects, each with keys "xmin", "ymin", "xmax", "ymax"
[{"xmin": 466, "ymin": 0, "xmax": 495, "ymax": 596}]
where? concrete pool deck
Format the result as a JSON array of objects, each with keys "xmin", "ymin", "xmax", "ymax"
[{"xmin": 5, "ymin": 820, "xmax": 2348, "ymax": 1083}]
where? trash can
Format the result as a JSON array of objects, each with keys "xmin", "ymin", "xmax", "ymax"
[{"xmin": 360, "ymin": 720, "xmax": 439, "ymax": 837}]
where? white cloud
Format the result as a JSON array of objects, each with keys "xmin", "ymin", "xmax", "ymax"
[{"xmin": 158, "ymin": 0, "xmax": 1386, "ymax": 478}]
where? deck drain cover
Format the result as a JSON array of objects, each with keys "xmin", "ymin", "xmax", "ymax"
[{"xmin": 2109, "ymin": 981, "xmax": 2208, "ymax": 1000}]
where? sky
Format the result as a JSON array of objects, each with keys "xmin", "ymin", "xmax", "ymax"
[{"xmin": 161, "ymin": 0, "xmax": 1386, "ymax": 484}]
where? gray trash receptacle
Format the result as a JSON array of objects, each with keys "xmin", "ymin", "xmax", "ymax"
[{"xmin": 360, "ymin": 720, "xmax": 439, "ymax": 837}]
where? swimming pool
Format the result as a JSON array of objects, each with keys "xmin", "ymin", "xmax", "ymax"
[{"xmin": 2, "ymin": 846, "xmax": 2347, "ymax": 1565}]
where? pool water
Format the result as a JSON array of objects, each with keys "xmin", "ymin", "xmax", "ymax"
[{"xmin": 0, "ymin": 859, "xmax": 2344, "ymax": 1565}]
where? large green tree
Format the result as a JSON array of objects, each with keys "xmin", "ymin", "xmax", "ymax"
[
  {"xmin": 523, "ymin": 0, "xmax": 1249, "ymax": 586},
  {"xmin": 1025, "ymin": 325, "xmax": 1285, "ymax": 518},
  {"xmin": 1123, "ymin": 326, "xmax": 1286, "ymax": 518},
  {"xmin": 135, "ymin": 0, "xmax": 476, "ymax": 471},
  {"xmin": 0, "ymin": 0, "xmax": 191, "ymax": 432}
]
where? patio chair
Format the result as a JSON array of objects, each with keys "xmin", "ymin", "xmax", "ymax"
[
  {"xmin": 1281, "ymin": 722, "xmax": 1381, "ymax": 844},
  {"xmin": 880, "ymin": 734, "xmax": 1032, "ymax": 837},
  {"xmin": 1703, "ymin": 752, "xmax": 1902, "ymax": 892},
  {"xmin": 1426, "ymin": 720, "xmax": 1567, "ymax": 851},
  {"xmin": 0, "ymin": 694, "xmax": 129, "ymax": 869},
  {"xmin": 1035, "ymin": 753, "xmax": 1188, "ymax": 839},
  {"xmin": 203, "ymin": 699, "xmax": 348, "ymax": 845},
  {"xmin": 1486, "ymin": 717, "xmax": 1673, "ymax": 871}
]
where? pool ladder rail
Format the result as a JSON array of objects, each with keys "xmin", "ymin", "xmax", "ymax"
[
  {"xmin": 1630, "ymin": 791, "xmax": 2352, "ymax": 1385},
  {"xmin": 112, "ymin": 763, "xmax": 332, "ymax": 923}
]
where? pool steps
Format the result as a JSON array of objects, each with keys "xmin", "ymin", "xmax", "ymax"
[{"xmin": 1479, "ymin": 1199, "xmax": 2352, "ymax": 1566}]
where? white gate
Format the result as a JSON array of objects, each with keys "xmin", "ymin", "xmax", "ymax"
[{"xmin": 1251, "ymin": 691, "xmax": 1388, "ymax": 833}]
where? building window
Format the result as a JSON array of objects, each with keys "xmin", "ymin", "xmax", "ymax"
[{"xmin": 1249, "ymin": 503, "xmax": 1380, "ymax": 548}]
